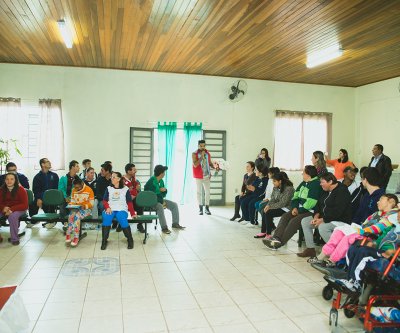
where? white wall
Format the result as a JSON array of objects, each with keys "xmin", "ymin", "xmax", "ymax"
[
  {"xmin": 0, "ymin": 63, "xmax": 356, "ymax": 200},
  {"xmin": 355, "ymin": 76, "xmax": 400, "ymax": 168}
]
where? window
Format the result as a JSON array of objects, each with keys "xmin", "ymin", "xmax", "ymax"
[
  {"xmin": 0, "ymin": 98, "xmax": 65, "ymax": 173},
  {"xmin": 273, "ymin": 111, "xmax": 332, "ymax": 170}
]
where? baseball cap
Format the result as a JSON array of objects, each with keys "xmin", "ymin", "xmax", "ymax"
[{"xmin": 154, "ymin": 165, "xmax": 168, "ymax": 176}]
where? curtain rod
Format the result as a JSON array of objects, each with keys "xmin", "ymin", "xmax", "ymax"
[
  {"xmin": 276, "ymin": 110, "xmax": 332, "ymax": 116},
  {"xmin": 147, "ymin": 121, "xmax": 208, "ymax": 125}
]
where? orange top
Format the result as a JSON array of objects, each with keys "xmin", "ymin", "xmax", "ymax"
[
  {"xmin": 326, "ymin": 159, "xmax": 355, "ymax": 180},
  {"xmin": 70, "ymin": 184, "xmax": 94, "ymax": 210}
]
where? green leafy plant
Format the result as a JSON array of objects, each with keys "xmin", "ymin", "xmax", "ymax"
[{"xmin": 0, "ymin": 139, "xmax": 22, "ymax": 174}]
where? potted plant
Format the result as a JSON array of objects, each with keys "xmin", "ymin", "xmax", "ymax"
[{"xmin": 0, "ymin": 139, "xmax": 22, "ymax": 174}]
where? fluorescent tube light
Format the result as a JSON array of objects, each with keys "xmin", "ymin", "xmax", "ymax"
[
  {"xmin": 57, "ymin": 19, "xmax": 73, "ymax": 48},
  {"xmin": 306, "ymin": 44, "xmax": 343, "ymax": 68}
]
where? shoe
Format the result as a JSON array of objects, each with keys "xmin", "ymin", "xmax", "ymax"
[
  {"xmin": 296, "ymin": 248, "xmax": 317, "ymax": 258},
  {"xmin": 320, "ymin": 260, "xmax": 336, "ymax": 268},
  {"xmin": 240, "ymin": 220, "xmax": 249, "ymax": 225},
  {"xmin": 307, "ymin": 256, "xmax": 320, "ymax": 264},
  {"xmin": 263, "ymin": 241, "xmax": 278, "ymax": 251},
  {"xmin": 162, "ymin": 228, "xmax": 171, "ymax": 234},
  {"xmin": 116, "ymin": 224, "xmax": 122, "ymax": 232},
  {"xmin": 26, "ymin": 222, "xmax": 33, "ymax": 228},
  {"xmin": 199, "ymin": 205, "xmax": 204, "ymax": 215},
  {"xmin": 205, "ymin": 206, "xmax": 211, "ymax": 215},
  {"xmin": 263, "ymin": 238, "xmax": 281, "ymax": 249},
  {"xmin": 264, "ymin": 234, "xmax": 273, "ymax": 240},
  {"xmin": 137, "ymin": 223, "xmax": 145, "ymax": 233},
  {"xmin": 172, "ymin": 224, "xmax": 186, "ymax": 230},
  {"xmin": 71, "ymin": 237, "xmax": 79, "ymax": 247},
  {"xmin": 65, "ymin": 234, "xmax": 71, "ymax": 244},
  {"xmin": 335, "ymin": 279, "xmax": 361, "ymax": 293},
  {"xmin": 254, "ymin": 233, "xmax": 267, "ymax": 238},
  {"xmin": 101, "ymin": 226, "xmax": 111, "ymax": 250},
  {"xmin": 254, "ymin": 222, "xmax": 259, "ymax": 226},
  {"xmin": 230, "ymin": 215, "xmax": 240, "ymax": 221},
  {"xmin": 45, "ymin": 222, "xmax": 56, "ymax": 229},
  {"xmin": 62, "ymin": 223, "xmax": 67, "ymax": 232},
  {"xmin": 12, "ymin": 240, "xmax": 20, "ymax": 246},
  {"xmin": 246, "ymin": 223, "xmax": 256, "ymax": 228},
  {"xmin": 238, "ymin": 218, "xmax": 244, "ymax": 222},
  {"xmin": 122, "ymin": 226, "xmax": 134, "ymax": 249}
]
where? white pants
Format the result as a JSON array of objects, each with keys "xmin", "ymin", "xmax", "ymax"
[{"xmin": 196, "ymin": 178, "xmax": 211, "ymax": 206}]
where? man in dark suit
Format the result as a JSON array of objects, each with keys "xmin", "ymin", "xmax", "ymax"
[{"xmin": 368, "ymin": 144, "xmax": 392, "ymax": 189}]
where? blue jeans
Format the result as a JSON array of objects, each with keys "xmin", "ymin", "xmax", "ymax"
[{"xmin": 102, "ymin": 210, "xmax": 129, "ymax": 228}]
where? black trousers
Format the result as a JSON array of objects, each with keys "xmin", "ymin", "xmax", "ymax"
[{"xmin": 261, "ymin": 208, "xmax": 286, "ymax": 234}]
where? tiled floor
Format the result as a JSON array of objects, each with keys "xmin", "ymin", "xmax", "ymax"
[{"xmin": 0, "ymin": 206, "xmax": 365, "ymax": 333}]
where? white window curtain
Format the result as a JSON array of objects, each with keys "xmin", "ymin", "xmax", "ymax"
[
  {"xmin": 38, "ymin": 99, "xmax": 65, "ymax": 170},
  {"xmin": 0, "ymin": 98, "xmax": 26, "ymax": 172},
  {"xmin": 274, "ymin": 111, "xmax": 331, "ymax": 170}
]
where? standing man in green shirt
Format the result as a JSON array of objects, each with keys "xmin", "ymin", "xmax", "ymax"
[{"xmin": 144, "ymin": 165, "xmax": 186, "ymax": 234}]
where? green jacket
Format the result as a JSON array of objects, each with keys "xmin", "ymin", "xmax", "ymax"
[
  {"xmin": 290, "ymin": 177, "xmax": 322, "ymax": 213},
  {"xmin": 144, "ymin": 176, "xmax": 167, "ymax": 204}
]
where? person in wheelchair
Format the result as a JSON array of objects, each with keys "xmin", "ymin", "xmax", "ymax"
[
  {"xmin": 309, "ymin": 194, "xmax": 399, "ymax": 267},
  {"xmin": 334, "ymin": 210, "xmax": 400, "ymax": 292}
]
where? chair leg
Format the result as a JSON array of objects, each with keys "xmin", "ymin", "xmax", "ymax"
[{"xmin": 143, "ymin": 223, "xmax": 148, "ymax": 244}]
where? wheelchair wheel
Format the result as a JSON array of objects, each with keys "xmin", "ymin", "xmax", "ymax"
[
  {"xmin": 322, "ymin": 285, "xmax": 334, "ymax": 300},
  {"xmin": 343, "ymin": 308, "xmax": 355, "ymax": 318}
]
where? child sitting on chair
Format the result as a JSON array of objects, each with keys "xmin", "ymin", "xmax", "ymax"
[
  {"xmin": 309, "ymin": 194, "xmax": 398, "ymax": 267},
  {"xmin": 66, "ymin": 177, "xmax": 94, "ymax": 247},
  {"xmin": 334, "ymin": 210, "xmax": 400, "ymax": 292}
]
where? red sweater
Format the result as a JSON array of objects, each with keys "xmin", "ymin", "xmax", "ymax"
[{"xmin": 0, "ymin": 185, "xmax": 28, "ymax": 212}]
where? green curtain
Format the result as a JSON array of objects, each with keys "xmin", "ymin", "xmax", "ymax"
[
  {"xmin": 181, "ymin": 122, "xmax": 202, "ymax": 204},
  {"xmin": 157, "ymin": 122, "xmax": 177, "ymax": 190}
]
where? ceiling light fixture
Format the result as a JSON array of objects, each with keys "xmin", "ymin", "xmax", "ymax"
[
  {"xmin": 57, "ymin": 19, "xmax": 73, "ymax": 48},
  {"xmin": 306, "ymin": 44, "xmax": 343, "ymax": 68}
]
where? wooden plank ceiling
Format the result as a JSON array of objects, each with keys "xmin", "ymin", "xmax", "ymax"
[{"xmin": 0, "ymin": 0, "xmax": 399, "ymax": 87}]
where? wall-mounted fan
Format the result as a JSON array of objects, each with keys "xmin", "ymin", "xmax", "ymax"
[{"xmin": 229, "ymin": 80, "xmax": 247, "ymax": 102}]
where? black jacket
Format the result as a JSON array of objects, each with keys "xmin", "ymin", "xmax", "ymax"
[
  {"xmin": 314, "ymin": 182, "xmax": 352, "ymax": 224},
  {"xmin": 96, "ymin": 176, "xmax": 111, "ymax": 201},
  {"xmin": 368, "ymin": 154, "xmax": 392, "ymax": 188}
]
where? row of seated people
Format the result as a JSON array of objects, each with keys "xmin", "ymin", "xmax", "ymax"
[{"xmin": 0, "ymin": 158, "xmax": 185, "ymax": 248}]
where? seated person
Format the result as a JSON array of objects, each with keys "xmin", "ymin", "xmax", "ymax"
[
  {"xmin": 254, "ymin": 172, "xmax": 294, "ymax": 239},
  {"xmin": 144, "ymin": 165, "xmax": 185, "ymax": 234},
  {"xmin": 58, "ymin": 160, "xmax": 80, "ymax": 219},
  {"xmin": 0, "ymin": 162, "xmax": 30, "ymax": 189},
  {"xmin": 350, "ymin": 166, "xmax": 368, "ymax": 218},
  {"xmin": 239, "ymin": 166, "xmax": 268, "ymax": 227},
  {"xmin": 230, "ymin": 161, "xmax": 256, "ymax": 221},
  {"xmin": 342, "ymin": 166, "xmax": 359, "ymax": 195},
  {"xmin": 311, "ymin": 194, "xmax": 398, "ymax": 266},
  {"xmin": 65, "ymin": 178, "xmax": 94, "ymax": 247},
  {"xmin": 254, "ymin": 167, "xmax": 280, "ymax": 224},
  {"xmin": 335, "ymin": 210, "xmax": 400, "ymax": 292},
  {"xmin": 0, "ymin": 173, "xmax": 28, "ymax": 245},
  {"xmin": 84, "ymin": 167, "xmax": 98, "ymax": 220},
  {"xmin": 101, "ymin": 172, "xmax": 136, "ymax": 250},
  {"xmin": 263, "ymin": 165, "xmax": 321, "ymax": 250},
  {"xmin": 30, "ymin": 158, "xmax": 59, "ymax": 225},
  {"xmin": 311, "ymin": 151, "xmax": 328, "ymax": 177},
  {"xmin": 298, "ymin": 173, "xmax": 352, "ymax": 258},
  {"xmin": 352, "ymin": 167, "xmax": 385, "ymax": 225},
  {"xmin": 96, "ymin": 162, "xmax": 112, "ymax": 215},
  {"xmin": 124, "ymin": 163, "xmax": 145, "ymax": 233},
  {"xmin": 79, "ymin": 159, "xmax": 97, "ymax": 180}
]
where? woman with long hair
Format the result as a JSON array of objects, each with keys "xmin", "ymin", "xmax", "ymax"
[
  {"xmin": 101, "ymin": 172, "xmax": 136, "ymax": 250},
  {"xmin": 254, "ymin": 172, "xmax": 295, "ymax": 239},
  {"xmin": 326, "ymin": 149, "xmax": 355, "ymax": 180},
  {"xmin": 311, "ymin": 151, "xmax": 327, "ymax": 176},
  {"xmin": 0, "ymin": 173, "xmax": 28, "ymax": 245},
  {"xmin": 255, "ymin": 148, "xmax": 271, "ymax": 170}
]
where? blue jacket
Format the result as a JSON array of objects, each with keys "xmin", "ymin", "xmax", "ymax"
[
  {"xmin": 353, "ymin": 188, "xmax": 385, "ymax": 224},
  {"xmin": 0, "ymin": 172, "xmax": 29, "ymax": 189},
  {"xmin": 32, "ymin": 170, "xmax": 59, "ymax": 201},
  {"xmin": 250, "ymin": 176, "xmax": 268, "ymax": 198}
]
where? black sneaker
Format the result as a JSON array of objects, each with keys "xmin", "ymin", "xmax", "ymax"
[
  {"xmin": 172, "ymin": 224, "xmax": 186, "ymax": 230},
  {"xmin": 137, "ymin": 223, "xmax": 145, "ymax": 233},
  {"xmin": 205, "ymin": 206, "xmax": 211, "ymax": 215},
  {"xmin": 162, "ymin": 228, "xmax": 171, "ymax": 234}
]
